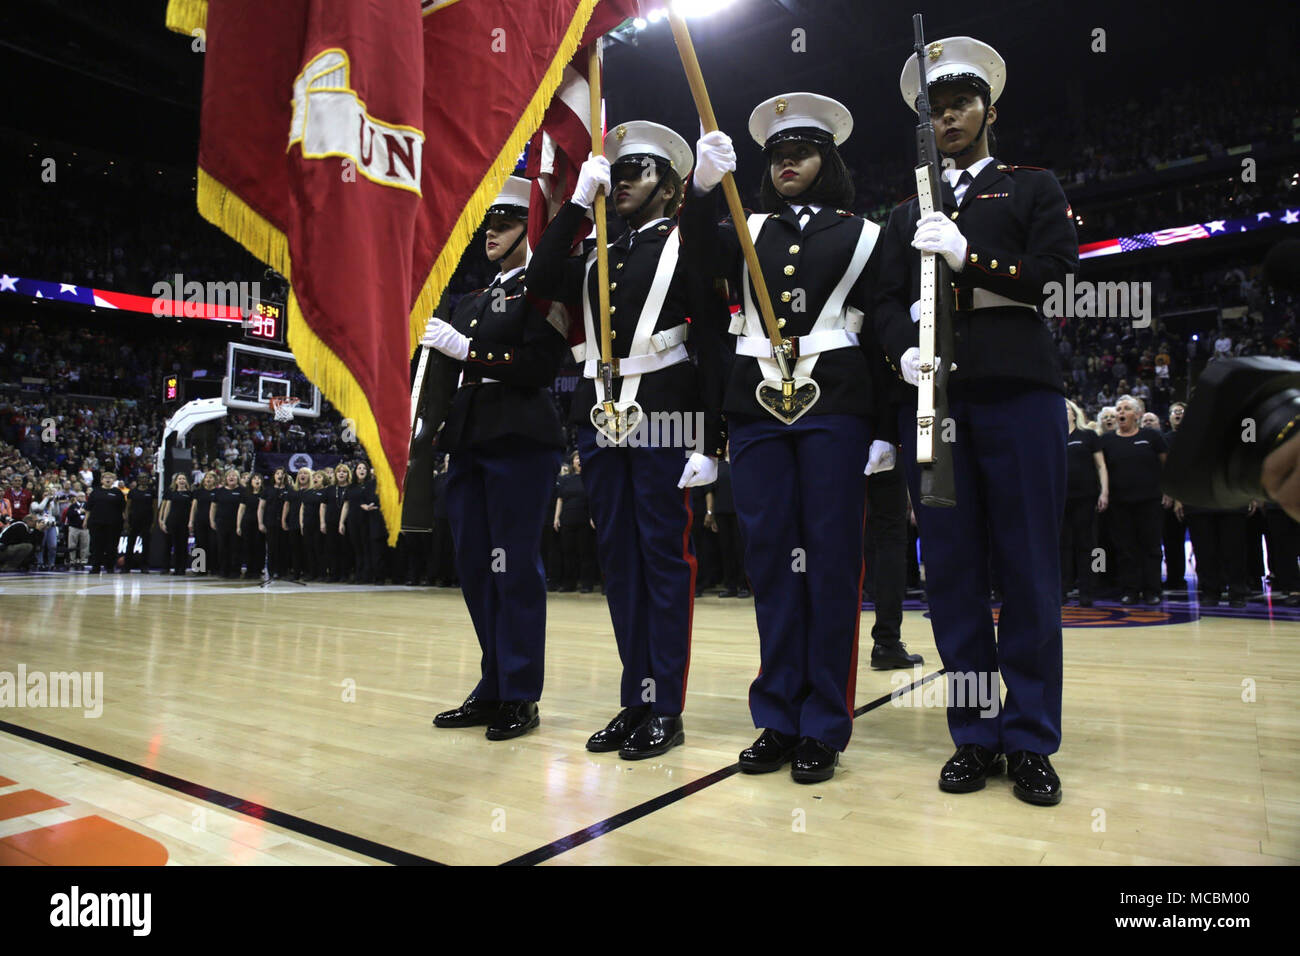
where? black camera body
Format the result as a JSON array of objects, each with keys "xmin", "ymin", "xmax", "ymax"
[{"xmin": 1164, "ymin": 357, "xmax": 1300, "ymax": 509}]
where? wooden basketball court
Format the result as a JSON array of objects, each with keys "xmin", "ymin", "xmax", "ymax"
[{"xmin": 0, "ymin": 572, "xmax": 1295, "ymax": 865}]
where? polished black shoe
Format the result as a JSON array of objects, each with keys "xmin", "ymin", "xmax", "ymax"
[
  {"xmin": 791, "ymin": 738, "xmax": 838, "ymax": 783},
  {"xmin": 717, "ymin": 588, "xmax": 738, "ymax": 598},
  {"xmin": 737, "ymin": 588, "xmax": 752, "ymax": 598},
  {"xmin": 1120, "ymin": 594, "xmax": 1137, "ymax": 605},
  {"xmin": 738, "ymin": 729, "xmax": 800, "ymax": 773},
  {"xmin": 432, "ymin": 696, "xmax": 500, "ymax": 728},
  {"xmin": 619, "ymin": 715, "xmax": 684, "ymax": 760},
  {"xmin": 1006, "ymin": 750, "xmax": 1062, "ymax": 806},
  {"xmin": 485, "ymin": 700, "xmax": 540, "ymax": 740},
  {"xmin": 586, "ymin": 706, "xmax": 650, "ymax": 753},
  {"xmin": 938, "ymin": 743, "xmax": 1005, "ymax": 793},
  {"xmin": 1143, "ymin": 593, "xmax": 1162, "ymax": 606},
  {"xmin": 871, "ymin": 640, "xmax": 923, "ymax": 670}
]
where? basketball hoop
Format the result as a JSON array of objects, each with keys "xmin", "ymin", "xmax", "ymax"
[{"xmin": 268, "ymin": 396, "xmax": 301, "ymax": 422}]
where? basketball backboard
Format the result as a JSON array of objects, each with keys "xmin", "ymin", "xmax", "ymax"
[{"xmin": 222, "ymin": 342, "xmax": 321, "ymax": 417}]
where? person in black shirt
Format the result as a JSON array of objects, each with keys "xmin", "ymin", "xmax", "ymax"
[
  {"xmin": 299, "ymin": 470, "xmax": 328, "ymax": 581},
  {"xmin": 211, "ymin": 469, "xmax": 244, "ymax": 579},
  {"xmin": 63, "ymin": 491, "xmax": 89, "ymax": 568},
  {"xmin": 326, "ymin": 463, "xmax": 350, "ymax": 583},
  {"xmin": 159, "ymin": 473, "xmax": 192, "ymax": 574},
  {"xmin": 265, "ymin": 468, "xmax": 287, "ymax": 579},
  {"xmin": 86, "ymin": 472, "xmax": 126, "ymax": 573},
  {"xmin": 707, "ymin": 452, "xmax": 748, "ymax": 599},
  {"xmin": 340, "ymin": 460, "xmax": 374, "ymax": 583},
  {"xmin": 1160, "ymin": 403, "xmax": 1188, "ymax": 592},
  {"xmin": 237, "ymin": 472, "xmax": 266, "ymax": 579},
  {"xmin": 1101, "ymin": 397, "xmax": 1167, "ymax": 604},
  {"xmin": 553, "ymin": 451, "xmax": 596, "ymax": 592},
  {"xmin": 189, "ymin": 470, "xmax": 218, "ymax": 576},
  {"xmin": 0, "ymin": 515, "xmax": 37, "ymax": 572},
  {"xmin": 282, "ymin": 467, "xmax": 310, "ymax": 581},
  {"xmin": 1061, "ymin": 402, "xmax": 1108, "ymax": 606},
  {"xmin": 125, "ymin": 477, "xmax": 156, "ymax": 572}
]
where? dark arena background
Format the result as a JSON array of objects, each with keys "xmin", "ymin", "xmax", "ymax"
[{"xmin": 0, "ymin": 0, "xmax": 1295, "ymax": 924}]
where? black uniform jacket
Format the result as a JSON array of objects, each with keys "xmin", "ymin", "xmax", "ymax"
[
  {"xmin": 526, "ymin": 201, "xmax": 728, "ymax": 455},
  {"xmin": 874, "ymin": 160, "xmax": 1078, "ymax": 396},
  {"xmin": 435, "ymin": 268, "xmax": 568, "ymax": 453},
  {"xmin": 678, "ymin": 186, "xmax": 887, "ymax": 425}
]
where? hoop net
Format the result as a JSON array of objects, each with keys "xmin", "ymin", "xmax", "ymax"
[{"xmin": 268, "ymin": 396, "xmax": 301, "ymax": 422}]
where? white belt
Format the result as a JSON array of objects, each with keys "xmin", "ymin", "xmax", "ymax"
[
  {"xmin": 735, "ymin": 330, "xmax": 859, "ymax": 358},
  {"xmin": 583, "ymin": 342, "xmax": 689, "ymax": 379},
  {"xmin": 572, "ymin": 321, "xmax": 689, "ymax": 364},
  {"xmin": 968, "ymin": 289, "xmax": 1036, "ymax": 311}
]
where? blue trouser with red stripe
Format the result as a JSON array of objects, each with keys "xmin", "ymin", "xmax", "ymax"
[
  {"xmin": 577, "ymin": 427, "xmax": 697, "ymax": 716},
  {"xmin": 447, "ymin": 441, "xmax": 561, "ymax": 702},
  {"xmin": 901, "ymin": 385, "xmax": 1066, "ymax": 755},
  {"xmin": 729, "ymin": 413, "xmax": 871, "ymax": 752}
]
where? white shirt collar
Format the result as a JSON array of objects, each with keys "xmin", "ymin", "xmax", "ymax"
[
  {"xmin": 942, "ymin": 155, "xmax": 996, "ymax": 187},
  {"xmin": 791, "ymin": 203, "xmax": 823, "ymax": 216},
  {"xmin": 493, "ymin": 266, "xmax": 525, "ymax": 285},
  {"xmin": 635, "ymin": 217, "xmax": 670, "ymax": 234}
]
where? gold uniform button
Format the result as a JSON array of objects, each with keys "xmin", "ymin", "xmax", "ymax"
[
  {"xmin": 789, "ymin": 244, "xmax": 800, "ymax": 254},
  {"xmin": 609, "ymin": 282, "xmax": 617, "ymax": 291},
  {"xmin": 486, "ymin": 353, "xmax": 493, "ymax": 360},
  {"xmin": 504, "ymin": 353, "xmax": 510, "ymax": 360},
  {"xmin": 610, "ymin": 305, "xmax": 617, "ymax": 314},
  {"xmin": 990, "ymin": 259, "xmax": 998, "ymax": 269},
  {"xmin": 470, "ymin": 319, "xmax": 478, "ymax": 327},
  {"xmin": 783, "ymin": 265, "xmax": 795, "ymax": 276},
  {"xmin": 969, "ymin": 252, "xmax": 978, "ymax": 263},
  {"xmin": 780, "ymin": 291, "xmax": 791, "ymax": 303},
  {"xmin": 951, "ymin": 211, "xmax": 959, "ymax": 220},
  {"xmin": 616, "ymin": 262, "xmax": 624, "ymax": 270},
  {"xmin": 469, "ymin": 350, "xmax": 477, "ymax": 359},
  {"xmin": 777, "ymin": 318, "xmax": 786, "ymax": 329},
  {"xmin": 1009, "ymin": 265, "xmax": 1017, "ymax": 275}
]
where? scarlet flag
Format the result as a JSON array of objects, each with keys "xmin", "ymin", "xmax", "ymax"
[{"xmin": 166, "ymin": 0, "xmax": 640, "ymax": 543}]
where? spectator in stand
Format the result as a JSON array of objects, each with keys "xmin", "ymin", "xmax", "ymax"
[
  {"xmin": 1102, "ymin": 397, "xmax": 1167, "ymax": 605},
  {"xmin": 1213, "ymin": 331, "xmax": 1232, "ymax": 361},
  {"xmin": 29, "ymin": 481, "xmax": 60, "ymax": 570},
  {"xmin": 1139, "ymin": 412, "xmax": 1161, "ymax": 431},
  {"xmin": 1098, "ymin": 406, "xmax": 1118, "ymax": 433},
  {"xmin": 159, "ymin": 473, "xmax": 192, "ymax": 575},
  {"xmin": 1061, "ymin": 402, "xmax": 1108, "ymax": 607},
  {"xmin": 5, "ymin": 474, "xmax": 32, "ymax": 520}
]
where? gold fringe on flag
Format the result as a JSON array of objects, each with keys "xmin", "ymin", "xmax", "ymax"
[
  {"xmin": 404, "ymin": 0, "xmax": 606, "ymax": 351},
  {"xmin": 164, "ymin": 0, "xmax": 208, "ymax": 36}
]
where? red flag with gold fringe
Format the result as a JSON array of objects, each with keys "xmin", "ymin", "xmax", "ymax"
[{"xmin": 165, "ymin": 0, "xmax": 640, "ymax": 543}]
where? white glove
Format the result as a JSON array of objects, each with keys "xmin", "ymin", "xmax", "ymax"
[
  {"xmin": 864, "ymin": 440, "xmax": 897, "ymax": 476},
  {"xmin": 677, "ymin": 453, "xmax": 718, "ymax": 489},
  {"xmin": 912, "ymin": 211, "xmax": 968, "ymax": 271},
  {"xmin": 899, "ymin": 347, "xmax": 923, "ymax": 386},
  {"xmin": 572, "ymin": 154, "xmax": 611, "ymax": 209},
  {"xmin": 421, "ymin": 316, "xmax": 470, "ymax": 361},
  {"xmin": 692, "ymin": 130, "xmax": 736, "ymax": 195}
]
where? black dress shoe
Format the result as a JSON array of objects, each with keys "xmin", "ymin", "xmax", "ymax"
[
  {"xmin": 938, "ymin": 743, "xmax": 1005, "ymax": 793},
  {"xmin": 1143, "ymin": 593, "xmax": 1162, "ymax": 606},
  {"xmin": 871, "ymin": 640, "xmax": 923, "ymax": 670},
  {"xmin": 586, "ymin": 706, "xmax": 650, "ymax": 753},
  {"xmin": 1006, "ymin": 750, "xmax": 1062, "ymax": 806},
  {"xmin": 432, "ymin": 696, "xmax": 500, "ymax": 728},
  {"xmin": 619, "ymin": 715, "xmax": 684, "ymax": 760},
  {"xmin": 1120, "ymin": 594, "xmax": 1137, "ymax": 605},
  {"xmin": 791, "ymin": 738, "xmax": 838, "ymax": 784},
  {"xmin": 738, "ymin": 729, "xmax": 800, "ymax": 773},
  {"xmin": 485, "ymin": 700, "xmax": 539, "ymax": 740},
  {"xmin": 717, "ymin": 588, "xmax": 738, "ymax": 598},
  {"xmin": 737, "ymin": 588, "xmax": 751, "ymax": 598}
]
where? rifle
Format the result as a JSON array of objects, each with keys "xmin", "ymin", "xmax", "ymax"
[
  {"xmin": 911, "ymin": 13, "xmax": 957, "ymax": 508},
  {"xmin": 401, "ymin": 300, "xmax": 457, "ymax": 532}
]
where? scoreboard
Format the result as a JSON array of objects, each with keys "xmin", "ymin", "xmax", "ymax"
[{"xmin": 245, "ymin": 300, "xmax": 286, "ymax": 345}]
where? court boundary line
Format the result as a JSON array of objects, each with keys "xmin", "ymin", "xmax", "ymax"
[
  {"xmin": 499, "ymin": 669, "xmax": 943, "ymax": 866},
  {"xmin": 0, "ymin": 719, "xmax": 444, "ymax": 866}
]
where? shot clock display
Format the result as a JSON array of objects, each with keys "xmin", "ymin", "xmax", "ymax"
[
  {"xmin": 245, "ymin": 299, "xmax": 286, "ymax": 345},
  {"xmin": 163, "ymin": 374, "xmax": 180, "ymax": 403}
]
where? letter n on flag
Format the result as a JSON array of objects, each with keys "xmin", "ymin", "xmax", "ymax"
[{"xmin": 165, "ymin": 0, "xmax": 641, "ymax": 542}]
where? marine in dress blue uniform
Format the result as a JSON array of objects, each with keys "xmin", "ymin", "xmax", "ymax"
[
  {"xmin": 526, "ymin": 123, "xmax": 728, "ymax": 759},
  {"xmin": 681, "ymin": 94, "xmax": 887, "ymax": 783},
  {"xmin": 427, "ymin": 177, "xmax": 569, "ymax": 741},
  {"xmin": 876, "ymin": 38, "xmax": 1078, "ymax": 804}
]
